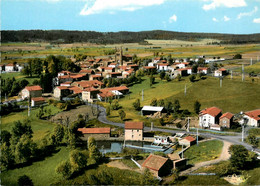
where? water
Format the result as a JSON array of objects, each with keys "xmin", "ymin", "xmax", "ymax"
[{"xmin": 96, "ymin": 141, "xmax": 173, "ymax": 154}]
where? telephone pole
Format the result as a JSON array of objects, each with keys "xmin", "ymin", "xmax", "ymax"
[
  {"xmin": 142, "ymin": 89, "xmax": 144, "ymax": 101},
  {"xmin": 231, "ymin": 70, "xmax": 233, "ymax": 80},
  {"xmin": 196, "ymin": 128, "xmax": 199, "ymax": 146},
  {"xmin": 184, "ymin": 84, "xmax": 187, "ymax": 96},
  {"xmin": 242, "ymin": 64, "xmax": 245, "ymax": 82}
]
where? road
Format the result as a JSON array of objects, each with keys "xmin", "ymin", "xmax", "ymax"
[{"xmin": 93, "ymin": 104, "xmax": 259, "ymax": 153}]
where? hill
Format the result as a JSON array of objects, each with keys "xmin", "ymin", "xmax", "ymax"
[{"xmin": 2, "ymin": 30, "xmax": 260, "ymax": 44}]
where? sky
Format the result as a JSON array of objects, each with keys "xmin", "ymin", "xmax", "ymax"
[{"xmin": 1, "ymin": 0, "xmax": 260, "ymax": 34}]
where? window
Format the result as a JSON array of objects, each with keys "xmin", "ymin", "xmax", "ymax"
[
  {"xmin": 137, "ymin": 130, "xmax": 139, "ymax": 132},
  {"xmin": 132, "ymin": 135, "xmax": 134, "ymax": 138},
  {"xmin": 223, "ymin": 120, "xmax": 227, "ymax": 124}
]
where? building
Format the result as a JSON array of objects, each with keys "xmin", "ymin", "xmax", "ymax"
[
  {"xmin": 141, "ymin": 106, "xmax": 165, "ymax": 117},
  {"xmin": 244, "ymin": 109, "xmax": 260, "ymax": 127},
  {"xmin": 5, "ymin": 64, "xmax": 15, "ymax": 72},
  {"xmin": 53, "ymin": 86, "xmax": 72, "ymax": 100},
  {"xmin": 142, "ymin": 154, "xmax": 173, "ymax": 177},
  {"xmin": 199, "ymin": 107, "xmax": 222, "ymax": 128},
  {"xmin": 157, "ymin": 63, "xmax": 170, "ymax": 71},
  {"xmin": 78, "ymin": 128, "xmax": 111, "ymax": 140},
  {"xmin": 82, "ymin": 87, "xmax": 100, "ymax": 102},
  {"xmin": 31, "ymin": 97, "xmax": 45, "ymax": 107},
  {"xmin": 71, "ymin": 80, "xmax": 104, "ymax": 90},
  {"xmin": 214, "ymin": 68, "xmax": 227, "ymax": 77},
  {"xmin": 21, "ymin": 85, "xmax": 42, "ymax": 99},
  {"xmin": 197, "ymin": 67, "xmax": 209, "ymax": 74},
  {"xmin": 153, "ymin": 136, "xmax": 170, "ymax": 145},
  {"xmin": 178, "ymin": 136, "xmax": 196, "ymax": 146},
  {"xmin": 168, "ymin": 153, "xmax": 187, "ymax": 170},
  {"xmin": 125, "ymin": 121, "xmax": 143, "ymax": 141},
  {"xmin": 219, "ymin": 112, "xmax": 234, "ymax": 128}
]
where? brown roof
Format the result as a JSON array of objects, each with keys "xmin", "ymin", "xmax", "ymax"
[
  {"xmin": 125, "ymin": 121, "xmax": 143, "ymax": 130},
  {"xmin": 31, "ymin": 97, "xmax": 45, "ymax": 102},
  {"xmin": 220, "ymin": 112, "xmax": 234, "ymax": 119},
  {"xmin": 79, "ymin": 69, "xmax": 94, "ymax": 74},
  {"xmin": 105, "ymin": 67, "xmax": 114, "ymax": 70},
  {"xmin": 219, "ymin": 68, "xmax": 227, "ymax": 71},
  {"xmin": 56, "ymin": 86, "xmax": 69, "ymax": 90},
  {"xmin": 83, "ymin": 87, "xmax": 99, "ymax": 92},
  {"xmin": 78, "ymin": 128, "xmax": 111, "ymax": 134},
  {"xmin": 6, "ymin": 64, "xmax": 15, "ymax": 66},
  {"xmin": 142, "ymin": 154, "xmax": 169, "ymax": 171},
  {"xmin": 25, "ymin": 86, "xmax": 42, "ymax": 91},
  {"xmin": 200, "ymin": 107, "xmax": 222, "ymax": 117},
  {"xmin": 69, "ymin": 86, "xmax": 82, "ymax": 94},
  {"xmin": 158, "ymin": 63, "xmax": 169, "ymax": 66},
  {"xmin": 184, "ymin": 136, "xmax": 196, "ymax": 142},
  {"xmin": 168, "ymin": 153, "xmax": 181, "ymax": 161},
  {"xmin": 245, "ymin": 109, "xmax": 260, "ymax": 120},
  {"xmin": 143, "ymin": 66, "xmax": 156, "ymax": 69}
]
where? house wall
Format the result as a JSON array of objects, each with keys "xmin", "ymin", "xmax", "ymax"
[
  {"xmin": 80, "ymin": 133, "xmax": 110, "ymax": 141},
  {"xmin": 244, "ymin": 115, "xmax": 259, "ymax": 127},
  {"xmin": 21, "ymin": 89, "xmax": 42, "ymax": 99},
  {"xmin": 31, "ymin": 100, "xmax": 45, "ymax": 107},
  {"xmin": 219, "ymin": 118, "xmax": 231, "ymax": 128},
  {"xmin": 21, "ymin": 89, "xmax": 30, "ymax": 99},
  {"xmin": 199, "ymin": 114, "xmax": 215, "ymax": 127},
  {"xmin": 173, "ymin": 159, "xmax": 187, "ymax": 170},
  {"xmin": 178, "ymin": 139, "xmax": 191, "ymax": 146},
  {"xmin": 54, "ymin": 88, "xmax": 61, "ymax": 98},
  {"xmin": 5, "ymin": 66, "xmax": 14, "ymax": 72},
  {"xmin": 125, "ymin": 129, "xmax": 143, "ymax": 141},
  {"xmin": 158, "ymin": 159, "xmax": 173, "ymax": 177}
]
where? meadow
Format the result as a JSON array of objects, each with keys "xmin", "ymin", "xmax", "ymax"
[
  {"xmin": 183, "ymin": 140, "xmax": 223, "ymax": 165},
  {"xmin": 1, "ymin": 72, "xmax": 40, "ymax": 84}
]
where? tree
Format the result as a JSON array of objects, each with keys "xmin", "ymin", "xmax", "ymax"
[
  {"xmin": 159, "ymin": 118, "xmax": 164, "ymax": 126},
  {"xmin": 19, "ymin": 79, "xmax": 29, "ymax": 88},
  {"xmin": 17, "ymin": 175, "xmax": 34, "ymax": 186},
  {"xmin": 88, "ymin": 137, "xmax": 101, "ymax": 164},
  {"xmin": 247, "ymin": 134, "xmax": 259, "ymax": 148},
  {"xmin": 106, "ymin": 106, "xmax": 111, "ymax": 116},
  {"xmin": 165, "ymin": 74, "xmax": 171, "ymax": 81},
  {"xmin": 0, "ymin": 143, "xmax": 15, "ymax": 170},
  {"xmin": 233, "ymin": 54, "xmax": 242, "ymax": 59},
  {"xmin": 111, "ymin": 99, "xmax": 120, "ymax": 110},
  {"xmin": 160, "ymin": 71, "xmax": 165, "ymax": 80},
  {"xmin": 165, "ymin": 101, "xmax": 173, "ymax": 114},
  {"xmin": 158, "ymin": 99, "xmax": 164, "ymax": 107},
  {"xmin": 55, "ymin": 160, "xmax": 73, "ymax": 179},
  {"xmin": 118, "ymin": 110, "xmax": 126, "ymax": 121},
  {"xmin": 140, "ymin": 168, "xmax": 157, "ymax": 185},
  {"xmin": 1, "ymin": 130, "xmax": 12, "ymax": 146},
  {"xmin": 150, "ymin": 98, "xmax": 157, "ymax": 106},
  {"xmin": 194, "ymin": 101, "xmax": 201, "ymax": 114},
  {"xmin": 133, "ymin": 99, "xmax": 141, "ymax": 110},
  {"xmin": 229, "ymin": 145, "xmax": 248, "ymax": 169},
  {"xmin": 70, "ymin": 150, "xmax": 88, "ymax": 172},
  {"xmin": 177, "ymin": 74, "xmax": 181, "ymax": 81},
  {"xmin": 53, "ymin": 124, "xmax": 65, "ymax": 145},
  {"xmin": 192, "ymin": 65, "xmax": 198, "ymax": 73},
  {"xmin": 189, "ymin": 75, "xmax": 196, "ymax": 82},
  {"xmin": 149, "ymin": 75, "xmax": 155, "ymax": 87},
  {"xmin": 173, "ymin": 99, "xmax": 180, "ymax": 113},
  {"xmin": 12, "ymin": 120, "xmax": 33, "ymax": 144}
]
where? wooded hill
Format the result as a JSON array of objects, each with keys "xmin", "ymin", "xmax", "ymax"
[{"xmin": 2, "ymin": 30, "xmax": 260, "ymax": 44}]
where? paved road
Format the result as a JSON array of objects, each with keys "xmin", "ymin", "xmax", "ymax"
[{"xmin": 92, "ymin": 104, "xmax": 259, "ymax": 153}]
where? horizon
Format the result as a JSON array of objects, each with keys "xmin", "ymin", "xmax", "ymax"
[{"xmin": 2, "ymin": 0, "xmax": 260, "ymax": 34}]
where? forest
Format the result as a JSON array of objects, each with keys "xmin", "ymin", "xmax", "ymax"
[{"xmin": 2, "ymin": 30, "xmax": 260, "ymax": 44}]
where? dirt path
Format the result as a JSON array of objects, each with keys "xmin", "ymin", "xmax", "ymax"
[
  {"xmin": 107, "ymin": 160, "xmax": 142, "ymax": 173},
  {"xmin": 180, "ymin": 140, "xmax": 232, "ymax": 175}
]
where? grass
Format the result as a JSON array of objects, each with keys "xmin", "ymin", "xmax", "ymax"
[
  {"xmin": 120, "ymin": 159, "xmax": 139, "ymax": 169},
  {"xmin": 0, "ymin": 147, "xmax": 70, "ymax": 186},
  {"xmin": 184, "ymin": 140, "xmax": 223, "ymax": 165},
  {"xmin": 1, "ymin": 105, "xmax": 61, "ymax": 142},
  {"xmin": 244, "ymin": 166, "xmax": 260, "ymax": 185},
  {"xmin": 176, "ymin": 175, "xmax": 230, "ymax": 185},
  {"xmin": 1, "ymin": 72, "xmax": 40, "ymax": 84}
]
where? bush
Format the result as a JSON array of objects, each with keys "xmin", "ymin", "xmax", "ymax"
[
  {"xmin": 17, "ymin": 175, "xmax": 34, "ymax": 186},
  {"xmin": 55, "ymin": 160, "xmax": 73, "ymax": 179}
]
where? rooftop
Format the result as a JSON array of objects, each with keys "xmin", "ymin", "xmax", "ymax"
[
  {"xmin": 31, "ymin": 97, "xmax": 45, "ymax": 102},
  {"xmin": 125, "ymin": 121, "xmax": 144, "ymax": 130},
  {"xmin": 200, "ymin": 107, "xmax": 222, "ymax": 117},
  {"xmin": 78, "ymin": 127, "xmax": 111, "ymax": 134},
  {"xmin": 142, "ymin": 154, "xmax": 169, "ymax": 171},
  {"xmin": 220, "ymin": 112, "xmax": 234, "ymax": 119},
  {"xmin": 141, "ymin": 106, "xmax": 164, "ymax": 112},
  {"xmin": 25, "ymin": 85, "xmax": 42, "ymax": 91},
  {"xmin": 245, "ymin": 109, "xmax": 260, "ymax": 120}
]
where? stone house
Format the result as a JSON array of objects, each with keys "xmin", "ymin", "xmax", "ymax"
[
  {"xmin": 142, "ymin": 154, "xmax": 173, "ymax": 177},
  {"xmin": 31, "ymin": 97, "xmax": 45, "ymax": 107},
  {"xmin": 125, "ymin": 121, "xmax": 143, "ymax": 141},
  {"xmin": 82, "ymin": 87, "xmax": 100, "ymax": 102},
  {"xmin": 78, "ymin": 128, "xmax": 111, "ymax": 140},
  {"xmin": 21, "ymin": 85, "xmax": 42, "ymax": 99},
  {"xmin": 53, "ymin": 86, "xmax": 72, "ymax": 100},
  {"xmin": 178, "ymin": 136, "xmax": 196, "ymax": 146},
  {"xmin": 219, "ymin": 112, "xmax": 234, "ymax": 128}
]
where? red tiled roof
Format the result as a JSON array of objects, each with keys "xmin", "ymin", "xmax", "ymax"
[
  {"xmin": 220, "ymin": 112, "xmax": 234, "ymax": 119},
  {"xmin": 98, "ymin": 90, "xmax": 114, "ymax": 98},
  {"xmin": 129, "ymin": 64, "xmax": 138, "ymax": 67},
  {"xmin": 200, "ymin": 107, "xmax": 222, "ymax": 117},
  {"xmin": 56, "ymin": 86, "xmax": 69, "ymax": 90},
  {"xmin": 83, "ymin": 87, "xmax": 99, "ymax": 92},
  {"xmin": 124, "ymin": 54, "xmax": 133, "ymax": 58},
  {"xmin": 245, "ymin": 109, "xmax": 260, "ymax": 120},
  {"xmin": 158, "ymin": 63, "xmax": 169, "ymax": 66},
  {"xmin": 69, "ymin": 86, "xmax": 82, "ymax": 94},
  {"xmin": 91, "ymin": 74, "xmax": 102, "ymax": 78},
  {"xmin": 184, "ymin": 136, "xmax": 196, "ymax": 142},
  {"xmin": 59, "ymin": 75, "xmax": 72, "ymax": 79},
  {"xmin": 31, "ymin": 97, "xmax": 45, "ymax": 102},
  {"xmin": 177, "ymin": 68, "xmax": 187, "ymax": 71},
  {"xmin": 103, "ymin": 86, "xmax": 129, "ymax": 92},
  {"xmin": 70, "ymin": 74, "xmax": 85, "ymax": 79},
  {"xmin": 25, "ymin": 86, "xmax": 42, "ymax": 91},
  {"xmin": 143, "ymin": 66, "xmax": 156, "ymax": 69},
  {"xmin": 58, "ymin": 70, "xmax": 71, "ymax": 74},
  {"xmin": 142, "ymin": 154, "xmax": 168, "ymax": 171},
  {"xmin": 78, "ymin": 127, "xmax": 110, "ymax": 134},
  {"xmin": 154, "ymin": 57, "xmax": 161, "ymax": 60},
  {"xmin": 6, "ymin": 63, "xmax": 15, "ymax": 66},
  {"xmin": 219, "ymin": 68, "xmax": 226, "ymax": 71},
  {"xmin": 105, "ymin": 67, "xmax": 114, "ymax": 70},
  {"xmin": 79, "ymin": 69, "xmax": 94, "ymax": 74},
  {"xmin": 125, "ymin": 122, "xmax": 143, "ymax": 130},
  {"xmin": 110, "ymin": 72, "xmax": 122, "ymax": 75}
]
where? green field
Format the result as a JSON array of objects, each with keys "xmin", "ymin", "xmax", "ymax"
[
  {"xmin": 1, "ymin": 72, "xmax": 40, "ymax": 84},
  {"xmin": 0, "ymin": 147, "xmax": 70, "ymax": 186},
  {"xmin": 107, "ymin": 75, "xmax": 260, "ymax": 124},
  {"xmin": 1, "ymin": 105, "xmax": 61, "ymax": 142},
  {"xmin": 184, "ymin": 140, "xmax": 223, "ymax": 165},
  {"xmin": 176, "ymin": 175, "xmax": 229, "ymax": 185}
]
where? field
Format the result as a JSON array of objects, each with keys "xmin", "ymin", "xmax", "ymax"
[
  {"xmin": 1, "ymin": 72, "xmax": 40, "ymax": 84},
  {"xmin": 0, "ymin": 147, "xmax": 70, "ymax": 186},
  {"xmin": 183, "ymin": 140, "xmax": 223, "ymax": 165},
  {"xmin": 1, "ymin": 105, "xmax": 61, "ymax": 142},
  {"xmin": 145, "ymin": 39, "xmax": 221, "ymax": 46},
  {"xmin": 106, "ymin": 75, "xmax": 260, "ymax": 125}
]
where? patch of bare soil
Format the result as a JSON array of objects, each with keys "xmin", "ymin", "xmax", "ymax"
[
  {"xmin": 107, "ymin": 160, "xmax": 142, "ymax": 173},
  {"xmin": 49, "ymin": 105, "xmax": 96, "ymax": 125}
]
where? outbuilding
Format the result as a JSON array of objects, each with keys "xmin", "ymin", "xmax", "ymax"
[
  {"xmin": 78, "ymin": 128, "xmax": 111, "ymax": 140},
  {"xmin": 141, "ymin": 106, "xmax": 165, "ymax": 117}
]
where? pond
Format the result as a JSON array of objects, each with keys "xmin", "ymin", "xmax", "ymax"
[{"xmin": 96, "ymin": 141, "xmax": 173, "ymax": 154}]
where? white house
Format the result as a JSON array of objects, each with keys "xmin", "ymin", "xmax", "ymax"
[
  {"xmin": 244, "ymin": 109, "xmax": 260, "ymax": 127},
  {"xmin": 214, "ymin": 68, "xmax": 227, "ymax": 77},
  {"xmin": 148, "ymin": 62, "xmax": 156, "ymax": 67},
  {"xmin": 199, "ymin": 107, "xmax": 222, "ymax": 128},
  {"xmin": 5, "ymin": 64, "xmax": 15, "ymax": 72},
  {"xmin": 186, "ymin": 67, "xmax": 192, "ymax": 75},
  {"xmin": 157, "ymin": 63, "xmax": 169, "ymax": 71},
  {"xmin": 197, "ymin": 67, "xmax": 209, "ymax": 74},
  {"xmin": 153, "ymin": 136, "xmax": 170, "ymax": 145}
]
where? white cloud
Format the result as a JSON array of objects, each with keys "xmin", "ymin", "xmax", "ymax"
[
  {"xmin": 237, "ymin": 6, "xmax": 258, "ymax": 19},
  {"xmin": 224, "ymin": 16, "xmax": 230, "ymax": 21},
  {"xmin": 212, "ymin": 17, "xmax": 218, "ymax": 22},
  {"xmin": 169, "ymin": 14, "xmax": 177, "ymax": 23},
  {"xmin": 253, "ymin": 18, "xmax": 260, "ymax": 23},
  {"xmin": 80, "ymin": 0, "xmax": 166, "ymax": 16},
  {"xmin": 203, "ymin": 0, "xmax": 247, "ymax": 11}
]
